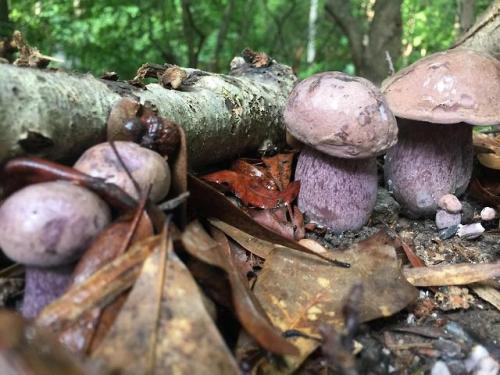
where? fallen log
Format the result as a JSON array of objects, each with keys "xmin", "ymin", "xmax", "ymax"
[{"xmin": 0, "ymin": 52, "xmax": 296, "ymax": 170}]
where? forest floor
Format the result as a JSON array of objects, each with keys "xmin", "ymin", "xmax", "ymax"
[{"xmin": 300, "ymin": 188, "xmax": 500, "ymax": 375}]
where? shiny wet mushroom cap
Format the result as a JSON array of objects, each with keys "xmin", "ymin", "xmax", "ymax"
[
  {"xmin": 74, "ymin": 141, "xmax": 171, "ymax": 203},
  {"xmin": 0, "ymin": 181, "xmax": 111, "ymax": 318},
  {"xmin": 284, "ymin": 72, "xmax": 397, "ymax": 232}
]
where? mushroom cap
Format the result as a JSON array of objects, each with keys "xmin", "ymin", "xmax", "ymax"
[
  {"xmin": 284, "ymin": 71, "xmax": 397, "ymax": 159},
  {"xmin": 437, "ymin": 194, "xmax": 462, "ymax": 213},
  {"xmin": 74, "ymin": 141, "xmax": 171, "ymax": 202},
  {"xmin": 0, "ymin": 181, "xmax": 111, "ymax": 267},
  {"xmin": 382, "ymin": 48, "xmax": 500, "ymax": 125}
]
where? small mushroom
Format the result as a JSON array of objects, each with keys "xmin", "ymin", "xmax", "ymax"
[
  {"xmin": 383, "ymin": 49, "xmax": 500, "ymax": 217},
  {"xmin": 435, "ymin": 193, "xmax": 462, "ymax": 229},
  {"xmin": 284, "ymin": 72, "xmax": 398, "ymax": 232},
  {"xmin": 480, "ymin": 207, "xmax": 498, "ymax": 221},
  {"xmin": 0, "ymin": 181, "xmax": 111, "ymax": 318},
  {"xmin": 74, "ymin": 141, "xmax": 171, "ymax": 203}
]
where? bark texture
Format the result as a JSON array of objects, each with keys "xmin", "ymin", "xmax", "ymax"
[
  {"xmin": 454, "ymin": 0, "xmax": 500, "ymax": 59},
  {"xmin": 325, "ymin": 0, "xmax": 403, "ymax": 84},
  {"xmin": 0, "ymin": 58, "xmax": 296, "ymax": 169}
]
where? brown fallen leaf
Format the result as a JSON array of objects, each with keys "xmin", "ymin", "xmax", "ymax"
[
  {"xmin": 0, "ymin": 309, "xmax": 92, "ymax": 375},
  {"xmin": 262, "ymin": 152, "xmax": 295, "ymax": 190},
  {"xmin": 201, "ymin": 170, "xmax": 300, "ymax": 209},
  {"xmin": 93, "ymin": 227, "xmax": 240, "ymax": 374},
  {"xmin": 36, "ymin": 236, "xmax": 159, "ymax": 332},
  {"xmin": 59, "ymin": 203, "xmax": 153, "ymax": 353},
  {"xmin": 471, "ymin": 282, "xmax": 500, "ymax": 310},
  {"xmin": 477, "ymin": 153, "xmax": 500, "ymax": 170},
  {"xmin": 181, "ymin": 221, "xmax": 298, "ymax": 356},
  {"xmin": 248, "ymin": 207, "xmax": 295, "ymax": 240},
  {"xmin": 237, "ymin": 231, "xmax": 418, "ymax": 374},
  {"xmin": 189, "ymin": 174, "xmax": 349, "ymax": 267},
  {"xmin": 403, "ymin": 262, "xmax": 500, "ymax": 286},
  {"xmin": 469, "ymin": 177, "xmax": 500, "ymax": 208},
  {"xmin": 208, "ymin": 218, "xmax": 274, "ymax": 259}
]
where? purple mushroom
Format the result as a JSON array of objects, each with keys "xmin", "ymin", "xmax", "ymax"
[
  {"xmin": 0, "ymin": 181, "xmax": 111, "ymax": 318},
  {"xmin": 382, "ymin": 48, "xmax": 500, "ymax": 218},
  {"xmin": 284, "ymin": 72, "xmax": 398, "ymax": 232},
  {"xmin": 74, "ymin": 141, "xmax": 171, "ymax": 203}
]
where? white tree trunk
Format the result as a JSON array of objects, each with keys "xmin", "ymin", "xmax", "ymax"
[{"xmin": 306, "ymin": 0, "xmax": 318, "ymax": 64}]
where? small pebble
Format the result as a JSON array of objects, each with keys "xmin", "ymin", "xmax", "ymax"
[
  {"xmin": 457, "ymin": 223, "xmax": 485, "ymax": 240},
  {"xmin": 480, "ymin": 207, "xmax": 498, "ymax": 221},
  {"xmin": 438, "ymin": 194, "xmax": 462, "ymax": 213},
  {"xmin": 431, "ymin": 361, "xmax": 451, "ymax": 375},
  {"xmin": 436, "ymin": 209, "xmax": 461, "ymax": 229},
  {"xmin": 439, "ymin": 225, "xmax": 458, "ymax": 240},
  {"xmin": 465, "ymin": 345, "xmax": 499, "ymax": 375}
]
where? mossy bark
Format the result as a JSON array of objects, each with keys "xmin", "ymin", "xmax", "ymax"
[{"xmin": 0, "ymin": 58, "xmax": 296, "ymax": 170}]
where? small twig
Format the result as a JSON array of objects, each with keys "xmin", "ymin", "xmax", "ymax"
[
  {"xmin": 385, "ymin": 50, "xmax": 395, "ymax": 76},
  {"xmin": 109, "ymin": 140, "xmax": 142, "ymax": 198},
  {"xmin": 157, "ymin": 191, "xmax": 190, "ymax": 211}
]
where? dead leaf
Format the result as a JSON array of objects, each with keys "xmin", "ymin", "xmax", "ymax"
[
  {"xmin": 181, "ymin": 221, "xmax": 298, "ymax": 356},
  {"xmin": 0, "ymin": 309, "xmax": 91, "ymax": 375},
  {"xmin": 471, "ymin": 282, "xmax": 500, "ymax": 310},
  {"xmin": 208, "ymin": 218, "xmax": 274, "ymax": 259},
  {"xmin": 248, "ymin": 207, "xmax": 295, "ymax": 240},
  {"xmin": 403, "ymin": 262, "xmax": 500, "ymax": 286},
  {"xmin": 477, "ymin": 153, "xmax": 500, "ymax": 170},
  {"xmin": 188, "ymin": 174, "xmax": 348, "ymax": 266},
  {"xmin": 469, "ymin": 178, "xmax": 500, "ymax": 208},
  {"xmin": 237, "ymin": 231, "xmax": 418, "ymax": 374},
  {"xmin": 36, "ymin": 236, "xmax": 159, "ymax": 332},
  {"xmin": 93, "ymin": 228, "xmax": 240, "ymax": 374},
  {"xmin": 262, "ymin": 152, "xmax": 295, "ymax": 190},
  {"xmin": 201, "ymin": 170, "xmax": 300, "ymax": 209},
  {"xmin": 232, "ymin": 159, "xmax": 276, "ymax": 189},
  {"xmin": 59, "ymin": 204, "xmax": 153, "ymax": 353}
]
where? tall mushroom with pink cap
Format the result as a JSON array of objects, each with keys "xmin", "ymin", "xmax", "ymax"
[
  {"xmin": 284, "ymin": 72, "xmax": 398, "ymax": 233},
  {"xmin": 383, "ymin": 48, "xmax": 500, "ymax": 218}
]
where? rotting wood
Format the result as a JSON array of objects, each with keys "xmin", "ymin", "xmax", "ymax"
[{"xmin": 0, "ymin": 52, "xmax": 296, "ymax": 170}]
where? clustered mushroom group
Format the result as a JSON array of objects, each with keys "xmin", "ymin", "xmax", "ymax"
[
  {"xmin": 0, "ymin": 139, "xmax": 171, "ymax": 318},
  {"xmin": 284, "ymin": 48, "xmax": 500, "ymax": 233},
  {"xmin": 0, "ymin": 47, "xmax": 499, "ymax": 321}
]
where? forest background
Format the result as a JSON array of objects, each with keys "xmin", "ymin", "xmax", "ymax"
[{"xmin": 1, "ymin": 0, "xmax": 494, "ymax": 84}]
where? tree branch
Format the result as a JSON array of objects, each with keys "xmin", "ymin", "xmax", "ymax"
[{"xmin": 0, "ymin": 56, "xmax": 296, "ymax": 170}]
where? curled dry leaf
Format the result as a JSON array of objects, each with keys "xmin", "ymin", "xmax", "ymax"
[
  {"xmin": 202, "ymin": 170, "xmax": 300, "ymax": 209},
  {"xmin": 469, "ymin": 177, "xmax": 500, "ymax": 209},
  {"xmin": 93, "ymin": 228, "xmax": 240, "ymax": 374},
  {"xmin": 189, "ymin": 175, "xmax": 346, "ymax": 266},
  {"xmin": 181, "ymin": 221, "xmax": 299, "ymax": 356},
  {"xmin": 403, "ymin": 262, "xmax": 500, "ymax": 286},
  {"xmin": 237, "ymin": 231, "xmax": 418, "ymax": 374},
  {"xmin": 262, "ymin": 152, "xmax": 295, "ymax": 190},
  {"xmin": 0, "ymin": 309, "xmax": 91, "ymax": 375},
  {"xmin": 59, "ymin": 201, "xmax": 153, "ymax": 354},
  {"xmin": 36, "ymin": 236, "xmax": 159, "ymax": 332},
  {"xmin": 473, "ymin": 133, "xmax": 500, "ymax": 170}
]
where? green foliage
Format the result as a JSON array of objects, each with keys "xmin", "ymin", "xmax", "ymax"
[{"xmin": 7, "ymin": 0, "xmax": 493, "ymax": 79}]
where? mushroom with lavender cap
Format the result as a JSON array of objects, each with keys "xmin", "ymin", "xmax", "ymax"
[
  {"xmin": 382, "ymin": 48, "xmax": 500, "ymax": 218},
  {"xmin": 74, "ymin": 141, "xmax": 171, "ymax": 203},
  {"xmin": 284, "ymin": 72, "xmax": 398, "ymax": 232},
  {"xmin": 0, "ymin": 181, "xmax": 111, "ymax": 318}
]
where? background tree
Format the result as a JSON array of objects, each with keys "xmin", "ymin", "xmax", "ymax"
[{"xmin": 7, "ymin": 0, "xmax": 495, "ymax": 80}]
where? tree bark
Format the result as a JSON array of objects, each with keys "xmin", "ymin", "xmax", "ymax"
[
  {"xmin": 325, "ymin": 0, "xmax": 402, "ymax": 84},
  {"xmin": 0, "ymin": 58, "xmax": 296, "ymax": 170},
  {"xmin": 454, "ymin": 0, "xmax": 500, "ymax": 59},
  {"xmin": 456, "ymin": 0, "xmax": 476, "ymax": 34}
]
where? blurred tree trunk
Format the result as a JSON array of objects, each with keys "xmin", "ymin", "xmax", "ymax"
[
  {"xmin": 325, "ymin": 0, "xmax": 402, "ymax": 84},
  {"xmin": 0, "ymin": 0, "xmax": 15, "ymax": 61},
  {"xmin": 181, "ymin": 0, "xmax": 205, "ymax": 68},
  {"xmin": 211, "ymin": 0, "xmax": 236, "ymax": 72},
  {"xmin": 306, "ymin": 0, "xmax": 319, "ymax": 64},
  {"xmin": 457, "ymin": 0, "xmax": 476, "ymax": 34},
  {"xmin": 454, "ymin": 0, "xmax": 500, "ymax": 59}
]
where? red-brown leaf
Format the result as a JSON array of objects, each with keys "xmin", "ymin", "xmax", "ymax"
[{"xmin": 202, "ymin": 170, "xmax": 300, "ymax": 209}]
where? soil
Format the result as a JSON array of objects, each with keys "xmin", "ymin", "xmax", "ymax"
[{"xmin": 301, "ymin": 188, "xmax": 500, "ymax": 375}]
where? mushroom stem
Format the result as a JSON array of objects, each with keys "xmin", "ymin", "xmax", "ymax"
[
  {"xmin": 22, "ymin": 264, "xmax": 74, "ymax": 319},
  {"xmin": 296, "ymin": 146, "xmax": 378, "ymax": 233},
  {"xmin": 384, "ymin": 120, "xmax": 473, "ymax": 218}
]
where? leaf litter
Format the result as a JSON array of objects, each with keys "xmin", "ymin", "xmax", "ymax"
[{"xmin": 0, "ymin": 140, "xmax": 499, "ymax": 374}]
